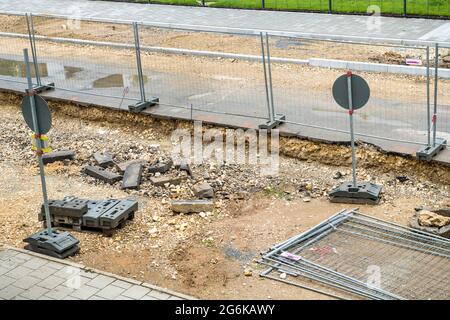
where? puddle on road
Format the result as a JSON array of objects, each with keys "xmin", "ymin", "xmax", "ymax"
[
  {"xmin": 0, "ymin": 57, "xmax": 147, "ymax": 89},
  {"xmin": 0, "ymin": 58, "xmax": 48, "ymax": 78}
]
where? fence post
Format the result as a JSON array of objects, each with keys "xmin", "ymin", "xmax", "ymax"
[
  {"xmin": 25, "ymin": 13, "xmax": 54, "ymax": 93},
  {"xmin": 328, "ymin": 0, "xmax": 332, "ymax": 14},
  {"xmin": 262, "ymin": 0, "xmax": 265, "ymax": 9},
  {"xmin": 128, "ymin": 22, "xmax": 159, "ymax": 113},
  {"xmin": 403, "ymin": 0, "xmax": 407, "ymax": 17},
  {"xmin": 426, "ymin": 46, "xmax": 431, "ymax": 147},
  {"xmin": 416, "ymin": 43, "xmax": 447, "ymax": 160},
  {"xmin": 258, "ymin": 32, "xmax": 285, "ymax": 130}
]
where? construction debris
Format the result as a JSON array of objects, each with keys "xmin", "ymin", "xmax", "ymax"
[
  {"xmin": 150, "ymin": 174, "xmax": 186, "ymax": 187},
  {"xmin": 148, "ymin": 160, "xmax": 173, "ymax": 174},
  {"xmin": 42, "ymin": 150, "xmax": 75, "ymax": 164},
  {"xmin": 171, "ymin": 200, "xmax": 214, "ymax": 214},
  {"xmin": 84, "ymin": 165, "xmax": 122, "ymax": 184},
  {"xmin": 409, "ymin": 208, "xmax": 450, "ymax": 238},
  {"xmin": 122, "ymin": 162, "xmax": 144, "ymax": 189},
  {"xmin": 260, "ymin": 209, "xmax": 450, "ymax": 300},
  {"xmin": 193, "ymin": 182, "xmax": 214, "ymax": 198},
  {"xmin": 93, "ymin": 151, "xmax": 114, "ymax": 168},
  {"xmin": 115, "ymin": 159, "xmax": 148, "ymax": 173}
]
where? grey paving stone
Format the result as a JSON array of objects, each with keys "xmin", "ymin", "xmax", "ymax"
[
  {"xmin": 54, "ymin": 266, "xmax": 79, "ymax": 279},
  {"xmin": 140, "ymin": 295, "xmax": 158, "ymax": 300},
  {"xmin": 5, "ymin": 266, "xmax": 33, "ymax": 279},
  {"xmin": 0, "ymin": 259, "xmax": 17, "ymax": 270},
  {"xmin": 88, "ymin": 295, "xmax": 107, "ymax": 300},
  {"xmin": 14, "ymin": 295, "xmax": 30, "ymax": 300},
  {"xmin": 111, "ymin": 279, "xmax": 133, "ymax": 290},
  {"xmin": 147, "ymin": 290, "xmax": 171, "ymax": 300},
  {"xmin": 122, "ymin": 285, "xmax": 150, "ymax": 300},
  {"xmin": 45, "ymin": 261, "xmax": 65, "ymax": 270},
  {"xmin": 70, "ymin": 285, "xmax": 99, "ymax": 300},
  {"xmin": 20, "ymin": 286, "xmax": 49, "ymax": 300},
  {"xmin": 0, "ymin": 285, "xmax": 24, "ymax": 300},
  {"xmin": 86, "ymin": 274, "xmax": 115, "ymax": 289},
  {"xmin": 168, "ymin": 296, "xmax": 184, "ymax": 300},
  {"xmin": 0, "ymin": 250, "xmax": 17, "ymax": 260},
  {"xmin": 0, "ymin": 276, "xmax": 16, "ymax": 290},
  {"xmin": 96, "ymin": 284, "xmax": 125, "ymax": 300},
  {"xmin": 29, "ymin": 266, "xmax": 57, "ymax": 280},
  {"xmin": 63, "ymin": 295, "xmax": 81, "ymax": 300},
  {"xmin": 14, "ymin": 252, "xmax": 33, "ymax": 261},
  {"xmin": 13, "ymin": 275, "xmax": 41, "ymax": 290},
  {"xmin": 115, "ymin": 295, "xmax": 133, "ymax": 300},
  {"xmin": 43, "ymin": 284, "xmax": 74, "ymax": 300},
  {"xmin": 0, "ymin": 266, "xmax": 9, "ymax": 276},
  {"xmin": 39, "ymin": 275, "xmax": 67, "ymax": 289},
  {"xmin": 22, "ymin": 257, "xmax": 48, "ymax": 270}
]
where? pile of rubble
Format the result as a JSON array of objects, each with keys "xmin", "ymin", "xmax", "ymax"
[{"xmin": 409, "ymin": 208, "xmax": 450, "ymax": 238}]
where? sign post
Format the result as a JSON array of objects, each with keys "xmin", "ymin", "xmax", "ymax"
[
  {"xmin": 329, "ymin": 71, "xmax": 382, "ymax": 205},
  {"xmin": 21, "ymin": 48, "xmax": 79, "ymax": 259}
]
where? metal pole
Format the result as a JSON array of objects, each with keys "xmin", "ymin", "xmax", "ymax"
[
  {"xmin": 25, "ymin": 13, "xmax": 41, "ymax": 86},
  {"xmin": 260, "ymin": 32, "xmax": 272, "ymax": 122},
  {"xmin": 426, "ymin": 46, "xmax": 431, "ymax": 147},
  {"xmin": 433, "ymin": 43, "xmax": 438, "ymax": 147},
  {"xmin": 403, "ymin": 0, "xmax": 407, "ymax": 17},
  {"xmin": 24, "ymin": 48, "xmax": 52, "ymax": 236},
  {"xmin": 261, "ymin": 0, "xmax": 265, "ymax": 9},
  {"xmin": 347, "ymin": 72, "xmax": 357, "ymax": 188},
  {"xmin": 133, "ymin": 22, "xmax": 146, "ymax": 102},
  {"xmin": 265, "ymin": 33, "xmax": 275, "ymax": 122},
  {"xmin": 328, "ymin": 0, "xmax": 332, "ymax": 14}
]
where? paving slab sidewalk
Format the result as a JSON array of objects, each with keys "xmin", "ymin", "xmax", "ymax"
[{"xmin": 0, "ymin": 246, "xmax": 195, "ymax": 300}]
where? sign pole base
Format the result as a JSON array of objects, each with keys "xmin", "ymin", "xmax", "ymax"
[
  {"xmin": 25, "ymin": 82, "xmax": 55, "ymax": 94},
  {"xmin": 259, "ymin": 114, "xmax": 286, "ymax": 130},
  {"xmin": 329, "ymin": 181, "xmax": 382, "ymax": 205},
  {"xmin": 128, "ymin": 97, "xmax": 159, "ymax": 113},
  {"xmin": 416, "ymin": 138, "xmax": 447, "ymax": 161},
  {"xmin": 23, "ymin": 229, "xmax": 80, "ymax": 259}
]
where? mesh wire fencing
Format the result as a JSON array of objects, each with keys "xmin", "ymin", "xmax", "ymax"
[
  {"xmin": 261, "ymin": 209, "xmax": 450, "ymax": 300},
  {"xmin": 0, "ymin": 13, "xmax": 448, "ymax": 150}
]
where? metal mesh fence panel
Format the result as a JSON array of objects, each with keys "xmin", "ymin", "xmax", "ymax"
[
  {"xmin": 138, "ymin": 25, "xmax": 270, "ymax": 121},
  {"xmin": 0, "ymin": 14, "xmax": 32, "ymax": 87},
  {"xmin": 31, "ymin": 15, "xmax": 141, "ymax": 106},
  {"xmin": 262, "ymin": 210, "xmax": 450, "ymax": 300},
  {"xmin": 267, "ymin": 34, "xmax": 431, "ymax": 147}
]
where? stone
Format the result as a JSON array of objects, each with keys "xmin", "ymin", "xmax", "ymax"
[
  {"xmin": 418, "ymin": 210, "xmax": 450, "ymax": 228},
  {"xmin": 115, "ymin": 159, "xmax": 147, "ymax": 173},
  {"xmin": 42, "ymin": 150, "xmax": 75, "ymax": 164},
  {"xmin": 193, "ymin": 182, "xmax": 214, "ymax": 198},
  {"xmin": 243, "ymin": 267, "xmax": 253, "ymax": 277},
  {"xmin": 177, "ymin": 162, "xmax": 193, "ymax": 177},
  {"xmin": 84, "ymin": 166, "xmax": 122, "ymax": 184},
  {"xmin": 170, "ymin": 200, "xmax": 214, "ymax": 214},
  {"xmin": 150, "ymin": 175, "xmax": 186, "ymax": 187},
  {"xmin": 279, "ymin": 273, "xmax": 287, "ymax": 279},
  {"xmin": 93, "ymin": 152, "xmax": 114, "ymax": 168},
  {"xmin": 396, "ymin": 175, "xmax": 409, "ymax": 183},
  {"xmin": 333, "ymin": 171, "xmax": 343, "ymax": 179},
  {"xmin": 148, "ymin": 160, "xmax": 173, "ymax": 174},
  {"xmin": 122, "ymin": 163, "xmax": 144, "ymax": 189}
]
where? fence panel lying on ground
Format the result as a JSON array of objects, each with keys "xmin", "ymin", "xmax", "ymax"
[
  {"xmin": 0, "ymin": 13, "xmax": 448, "ymax": 159},
  {"xmin": 260, "ymin": 209, "xmax": 450, "ymax": 300}
]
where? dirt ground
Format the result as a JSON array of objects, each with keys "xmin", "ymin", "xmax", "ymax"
[{"xmin": 0, "ymin": 91, "xmax": 449, "ymax": 299}]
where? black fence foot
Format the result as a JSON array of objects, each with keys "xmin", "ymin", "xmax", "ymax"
[
  {"xmin": 128, "ymin": 97, "xmax": 159, "ymax": 113},
  {"xmin": 329, "ymin": 181, "xmax": 382, "ymax": 205},
  {"xmin": 416, "ymin": 138, "xmax": 447, "ymax": 161},
  {"xmin": 259, "ymin": 114, "xmax": 286, "ymax": 130}
]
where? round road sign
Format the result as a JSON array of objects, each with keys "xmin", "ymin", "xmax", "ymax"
[
  {"xmin": 332, "ymin": 73, "xmax": 370, "ymax": 110},
  {"xmin": 21, "ymin": 94, "xmax": 52, "ymax": 134}
]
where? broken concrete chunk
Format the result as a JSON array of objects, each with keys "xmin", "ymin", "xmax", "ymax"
[
  {"xmin": 193, "ymin": 182, "xmax": 214, "ymax": 198},
  {"xmin": 418, "ymin": 210, "xmax": 450, "ymax": 228},
  {"xmin": 171, "ymin": 200, "xmax": 214, "ymax": 214},
  {"xmin": 148, "ymin": 160, "xmax": 173, "ymax": 174},
  {"xmin": 42, "ymin": 150, "xmax": 76, "ymax": 165},
  {"xmin": 84, "ymin": 165, "xmax": 121, "ymax": 184},
  {"xmin": 122, "ymin": 163, "xmax": 144, "ymax": 189},
  {"xmin": 115, "ymin": 159, "xmax": 147, "ymax": 173},
  {"xmin": 176, "ymin": 162, "xmax": 193, "ymax": 177},
  {"xmin": 93, "ymin": 152, "xmax": 114, "ymax": 168},
  {"xmin": 150, "ymin": 174, "xmax": 186, "ymax": 187}
]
